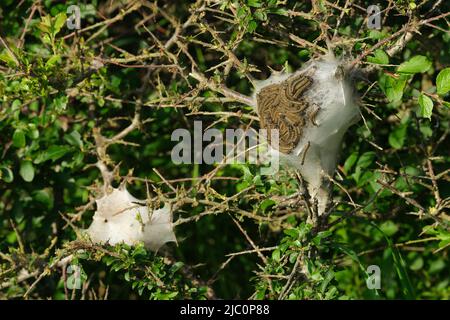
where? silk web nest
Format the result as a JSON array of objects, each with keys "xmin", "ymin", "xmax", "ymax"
[
  {"xmin": 253, "ymin": 53, "xmax": 360, "ymax": 215},
  {"xmin": 85, "ymin": 185, "xmax": 177, "ymax": 252}
]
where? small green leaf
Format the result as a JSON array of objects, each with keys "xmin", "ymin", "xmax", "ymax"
[
  {"xmin": 397, "ymin": 55, "xmax": 431, "ymax": 74},
  {"xmin": 367, "ymin": 49, "xmax": 389, "ymax": 65},
  {"xmin": 64, "ymin": 131, "xmax": 83, "ymax": 149},
  {"xmin": 356, "ymin": 152, "xmax": 376, "ymax": 170},
  {"xmin": 20, "ymin": 160, "xmax": 35, "ymax": 182},
  {"xmin": 429, "ymin": 259, "xmax": 445, "ymax": 274},
  {"xmin": 247, "ymin": 20, "xmax": 258, "ymax": 33},
  {"xmin": 410, "ymin": 257, "xmax": 423, "ymax": 271},
  {"xmin": 27, "ymin": 126, "xmax": 40, "ymax": 139},
  {"xmin": 138, "ymin": 287, "xmax": 145, "ymax": 296},
  {"xmin": 170, "ymin": 261, "xmax": 184, "ymax": 273},
  {"xmin": 343, "ymin": 152, "xmax": 358, "ymax": 174},
  {"xmin": 53, "ymin": 13, "xmax": 67, "ymax": 35},
  {"xmin": 379, "ymin": 74, "xmax": 407, "ymax": 103},
  {"xmin": 380, "ymin": 220, "xmax": 398, "ymax": 236},
  {"xmin": 0, "ymin": 51, "xmax": 18, "ymax": 67},
  {"xmin": 320, "ymin": 270, "xmax": 335, "ymax": 293},
  {"xmin": 289, "ymin": 252, "xmax": 298, "ymax": 264},
  {"xmin": 36, "ymin": 23, "xmax": 50, "ymax": 34},
  {"xmin": 46, "ymin": 55, "xmax": 61, "ymax": 68},
  {"xmin": 51, "ymin": 94, "xmax": 68, "ymax": 111},
  {"xmin": 12, "ymin": 129, "xmax": 26, "ymax": 148},
  {"xmin": 0, "ymin": 167, "xmax": 14, "ymax": 183},
  {"xmin": 34, "ymin": 145, "xmax": 72, "ymax": 164},
  {"xmin": 389, "ymin": 123, "xmax": 407, "ymax": 149},
  {"xmin": 33, "ymin": 189, "xmax": 54, "ymax": 209},
  {"xmin": 253, "ymin": 10, "xmax": 267, "ymax": 21},
  {"xmin": 12, "ymin": 99, "xmax": 21, "ymax": 109},
  {"xmin": 37, "ymin": 15, "xmax": 52, "ymax": 34},
  {"xmin": 259, "ymin": 199, "xmax": 275, "ymax": 213},
  {"xmin": 247, "ymin": 0, "xmax": 262, "ymax": 8},
  {"xmin": 368, "ymin": 30, "xmax": 384, "ymax": 40},
  {"xmin": 357, "ymin": 171, "xmax": 375, "ymax": 187},
  {"xmin": 417, "ymin": 94, "xmax": 433, "ymax": 119},
  {"xmin": 284, "ymin": 228, "xmax": 299, "ymax": 239},
  {"xmin": 436, "ymin": 68, "xmax": 450, "ymax": 95},
  {"xmin": 272, "ymin": 249, "xmax": 281, "ymax": 262}
]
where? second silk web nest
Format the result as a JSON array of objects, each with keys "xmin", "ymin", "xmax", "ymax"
[{"xmin": 85, "ymin": 186, "xmax": 177, "ymax": 252}]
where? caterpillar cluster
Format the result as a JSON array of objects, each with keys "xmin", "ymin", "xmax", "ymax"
[{"xmin": 256, "ymin": 70, "xmax": 320, "ymax": 154}]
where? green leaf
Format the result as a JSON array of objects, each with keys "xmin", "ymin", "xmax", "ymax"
[
  {"xmin": 12, "ymin": 129, "xmax": 26, "ymax": 148},
  {"xmin": 253, "ymin": 10, "xmax": 267, "ymax": 21},
  {"xmin": 379, "ymin": 73, "xmax": 407, "ymax": 103},
  {"xmin": 247, "ymin": 20, "xmax": 258, "ymax": 33},
  {"xmin": 37, "ymin": 15, "xmax": 52, "ymax": 34},
  {"xmin": 53, "ymin": 13, "xmax": 67, "ymax": 35},
  {"xmin": 272, "ymin": 249, "xmax": 281, "ymax": 262},
  {"xmin": 356, "ymin": 152, "xmax": 376, "ymax": 170},
  {"xmin": 436, "ymin": 68, "xmax": 450, "ymax": 95},
  {"xmin": 368, "ymin": 30, "xmax": 384, "ymax": 40},
  {"xmin": 46, "ymin": 55, "xmax": 61, "ymax": 68},
  {"xmin": 0, "ymin": 167, "xmax": 14, "ymax": 183},
  {"xmin": 320, "ymin": 270, "xmax": 335, "ymax": 293},
  {"xmin": 288, "ymin": 252, "xmax": 298, "ymax": 264},
  {"xmin": 429, "ymin": 259, "xmax": 445, "ymax": 274},
  {"xmin": 356, "ymin": 171, "xmax": 375, "ymax": 187},
  {"xmin": 247, "ymin": 0, "xmax": 262, "ymax": 8},
  {"xmin": 27, "ymin": 126, "xmax": 40, "ymax": 139},
  {"xmin": 239, "ymin": 164, "xmax": 253, "ymax": 182},
  {"xmin": 170, "ymin": 261, "xmax": 184, "ymax": 273},
  {"xmin": 51, "ymin": 94, "xmax": 68, "ymax": 111},
  {"xmin": 34, "ymin": 145, "xmax": 72, "ymax": 164},
  {"xmin": 410, "ymin": 257, "xmax": 423, "ymax": 271},
  {"xmin": 380, "ymin": 220, "xmax": 398, "ymax": 236},
  {"xmin": 343, "ymin": 152, "xmax": 358, "ymax": 174},
  {"xmin": 436, "ymin": 229, "xmax": 450, "ymax": 242},
  {"xmin": 64, "ymin": 131, "xmax": 83, "ymax": 149},
  {"xmin": 417, "ymin": 94, "xmax": 433, "ymax": 119},
  {"xmin": 389, "ymin": 123, "xmax": 407, "ymax": 149},
  {"xmin": 0, "ymin": 51, "xmax": 18, "ymax": 67},
  {"xmin": 36, "ymin": 23, "xmax": 50, "ymax": 34},
  {"xmin": 397, "ymin": 55, "xmax": 431, "ymax": 74},
  {"xmin": 367, "ymin": 49, "xmax": 389, "ymax": 65},
  {"xmin": 259, "ymin": 199, "xmax": 275, "ymax": 213},
  {"xmin": 20, "ymin": 160, "xmax": 35, "ymax": 182},
  {"xmin": 316, "ymin": 230, "xmax": 332, "ymax": 239},
  {"xmin": 284, "ymin": 228, "xmax": 299, "ymax": 239},
  {"xmin": 368, "ymin": 172, "xmax": 383, "ymax": 193},
  {"xmin": 12, "ymin": 99, "xmax": 22, "ymax": 109},
  {"xmin": 33, "ymin": 189, "xmax": 54, "ymax": 209}
]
